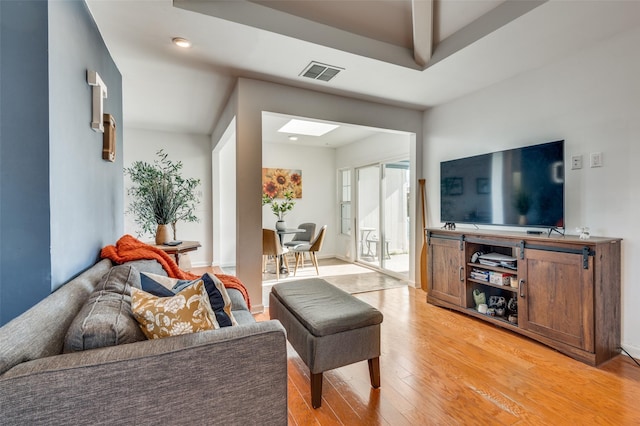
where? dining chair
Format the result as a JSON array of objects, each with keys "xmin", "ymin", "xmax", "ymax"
[
  {"xmin": 263, "ymin": 229, "xmax": 289, "ymax": 281},
  {"xmin": 284, "ymin": 223, "xmax": 316, "ymax": 248},
  {"xmin": 284, "ymin": 223, "xmax": 316, "ymax": 263},
  {"xmin": 292, "ymin": 225, "xmax": 327, "ymax": 276}
]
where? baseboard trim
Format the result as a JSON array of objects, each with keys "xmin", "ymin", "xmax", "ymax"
[
  {"xmin": 620, "ymin": 343, "xmax": 640, "ymax": 360},
  {"xmin": 250, "ymin": 303, "xmax": 265, "ymax": 314}
]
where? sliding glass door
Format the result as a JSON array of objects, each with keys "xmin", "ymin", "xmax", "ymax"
[
  {"xmin": 356, "ymin": 161, "xmax": 410, "ymax": 277},
  {"xmin": 357, "ymin": 165, "xmax": 381, "ymax": 268}
]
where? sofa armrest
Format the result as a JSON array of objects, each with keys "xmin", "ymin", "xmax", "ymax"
[{"xmin": 0, "ymin": 321, "xmax": 287, "ymax": 425}]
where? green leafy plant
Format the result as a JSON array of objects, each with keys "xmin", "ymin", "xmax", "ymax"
[
  {"xmin": 262, "ymin": 190, "xmax": 295, "ymax": 220},
  {"xmin": 125, "ymin": 150, "xmax": 200, "ymax": 238}
]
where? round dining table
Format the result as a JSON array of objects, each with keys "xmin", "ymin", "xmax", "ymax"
[{"xmin": 276, "ymin": 228, "xmax": 303, "ymax": 274}]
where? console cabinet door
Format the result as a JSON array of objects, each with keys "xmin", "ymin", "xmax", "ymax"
[
  {"xmin": 428, "ymin": 238, "xmax": 464, "ymax": 306},
  {"xmin": 519, "ymin": 249, "xmax": 594, "ymax": 351}
]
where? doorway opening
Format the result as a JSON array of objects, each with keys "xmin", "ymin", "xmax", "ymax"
[{"xmin": 259, "ymin": 111, "xmax": 415, "ymax": 284}]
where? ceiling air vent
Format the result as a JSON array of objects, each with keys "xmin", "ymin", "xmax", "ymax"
[{"xmin": 300, "ymin": 61, "xmax": 344, "ymax": 82}]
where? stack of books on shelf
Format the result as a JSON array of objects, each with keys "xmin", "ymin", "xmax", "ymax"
[{"xmin": 470, "ymin": 269, "xmax": 490, "ymax": 282}]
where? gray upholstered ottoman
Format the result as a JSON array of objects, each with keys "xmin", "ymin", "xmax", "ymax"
[{"xmin": 269, "ymin": 278, "xmax": 383, "ymax": 408}]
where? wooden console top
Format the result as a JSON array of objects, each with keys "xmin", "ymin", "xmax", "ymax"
[{"xmin": 426, "ymin": 227, "xmax": 621, "ymax": 245}]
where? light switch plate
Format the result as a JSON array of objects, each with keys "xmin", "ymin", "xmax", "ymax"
[{"xmin": 590, "ymin": 152, "xmax": 603, "ymax": 168}]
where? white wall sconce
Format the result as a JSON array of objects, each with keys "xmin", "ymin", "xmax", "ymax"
[{"xmin": 87, "ymin": 70, "xmax": 108, "ymax": 132}]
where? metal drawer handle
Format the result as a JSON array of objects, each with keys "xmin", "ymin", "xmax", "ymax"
[{"xmin": 519, "ymin": 279, "xmax": 526, "ymax": 298}]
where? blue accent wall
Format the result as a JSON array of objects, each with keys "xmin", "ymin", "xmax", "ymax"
[
  {"xmin": 0, "ymin": 0, "xmax": 52, "ymax": 325},
  {"xmin": 48, "ymin": 1, "xmax": 123, "ymax": 291},
  {"xmin": 0, "ymin": 0, "xmax": 123, "ymax": 325}
]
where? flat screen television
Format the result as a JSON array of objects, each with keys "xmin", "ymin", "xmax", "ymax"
[{"xmin": 440, "ymin": 140, "xmax": 564, "ymax": 229}]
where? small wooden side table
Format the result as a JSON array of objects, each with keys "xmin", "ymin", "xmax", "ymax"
[{"xmin": 151, "ymin": 241, "xmax": 201, "ymax": 266}]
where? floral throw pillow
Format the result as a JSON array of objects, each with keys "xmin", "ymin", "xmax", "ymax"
[
  {"xmin": 140, "ymin": 272, "xmax": 237, "ymax": 327},
  {"xmin": 131, "ymin": 280, "xmax": 216, "ymax": 339}
]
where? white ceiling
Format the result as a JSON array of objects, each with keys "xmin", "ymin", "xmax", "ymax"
[{"xmin": 86, "ymin": 0, "xmax": 640, "ymax": 141}]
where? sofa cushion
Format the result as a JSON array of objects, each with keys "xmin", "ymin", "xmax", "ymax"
[
  {"xmin": 122, "ymin": 259, "xmax": 167, "ymax": 276},
  {"xmin": 0, "ymin": 259, "xmax": 113, "ymax": 375},
  {"xmin": 227, "ymin": 287, "xmax": 249, "ymax": 312},
  {"xmin": 229, "ymin": 309, "xmax": 256, "ymax": 325},
  {"xmin": 139, "ymin": 272, "xmax": 237, "ymax": 327},
  {"xmin": 131, "ymin": 281, "xmax": 216, "ymax": 339},
  {"xmin": 63, "ymin": 264, "xmax": 146, "ymax": 353}
]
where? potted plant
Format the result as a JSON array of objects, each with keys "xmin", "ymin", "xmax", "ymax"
[
  {"xmin": 125, "ymin": 150, "xmax": 200, "ymax": 244},
  {"xmin": 262, "ymin": 190, "xmax": 295, "ymax": 230}
]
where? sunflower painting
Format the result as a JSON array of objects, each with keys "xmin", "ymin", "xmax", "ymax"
[{"xmin": 262, "ymin": 168, "xmax": 302, "ymax": 199}]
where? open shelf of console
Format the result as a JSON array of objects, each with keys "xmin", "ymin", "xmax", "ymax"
[
  {"xmin": 464, "ymin": 307, "xmax": 519, "ymax": 329},
  {"xmin": 467, "ymin": 278, "xmax": 518, "ymax": 293}
]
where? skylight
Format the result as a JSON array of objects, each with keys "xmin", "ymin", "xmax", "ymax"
[{"xmin": 277, "ymin": 119, "xmax": 339, "ymax": 137}]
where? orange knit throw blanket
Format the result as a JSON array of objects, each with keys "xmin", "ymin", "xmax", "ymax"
[{"xmin": 101, "ymin": 234, "xmax": 250, "ymax": 309}]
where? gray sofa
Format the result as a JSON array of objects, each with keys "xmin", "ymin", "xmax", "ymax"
[{"xmin": 0, "ymin": 258, "xmax": 287, "ymax": 425}]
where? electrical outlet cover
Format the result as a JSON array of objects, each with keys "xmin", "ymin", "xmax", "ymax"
[{"xmin": 571, "ymin": 155, "xmax": 583, "ymax": 170}]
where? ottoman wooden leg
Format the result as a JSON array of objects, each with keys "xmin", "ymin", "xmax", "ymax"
[
  {"xmin": 368, "ymin": 357, "xmax": 380, "ymax": 388},
  {"xmin": 311, "ymin": 372, "xmax": 323, "ymax": 408}
]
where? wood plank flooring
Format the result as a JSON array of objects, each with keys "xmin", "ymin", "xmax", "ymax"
[
  {"xmin": 256, "ymin": 286, "xmax": 640, "ymax": 425},
  {"xmin": 195, "ymin": 265, "xmax": 640, "ymax": 424}
]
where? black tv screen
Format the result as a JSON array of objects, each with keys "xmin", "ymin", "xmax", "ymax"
[{"xmin": 440, "ymin": 140, "xmax": 564, "ymax": 228}]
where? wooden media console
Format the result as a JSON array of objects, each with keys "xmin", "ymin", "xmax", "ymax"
[{"xmin": 426, "ymin": 228, "xmax": 621, "ymax": 365}]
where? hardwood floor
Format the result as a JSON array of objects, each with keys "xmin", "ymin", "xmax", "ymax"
[
  {"xmin": 196, "ymin": 265, "xmax": 640, "ymax": 424},
  {"xmin": 255, "ymin": 286, "xmax": 640, "ymax": 425}
]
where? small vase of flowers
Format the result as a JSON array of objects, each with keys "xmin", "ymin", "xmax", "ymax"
[{"xmin": 262, "ymin": 190, "xmax": 295, "ymax": 230}]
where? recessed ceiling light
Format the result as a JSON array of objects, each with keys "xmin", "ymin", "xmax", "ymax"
[
  {"xmin": 278, "ymin": 119, "xmax": 339, "ymax": 137},
  {"xmin": 172, "ymin": 37, "xmax": 191, "ymax": 48},
  {"xmin": 288, "ymin": 136, "xmax": 298, "ymax": 141}
]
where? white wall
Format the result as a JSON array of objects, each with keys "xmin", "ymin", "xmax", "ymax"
[
  {"xmin": 336, "ymin": 132, "xmax": 411, "ymax": 170},
  {"xmin": 123, "ymin": 127, "xmax": 212, "ymax": 267},
  {"xmin": 262, "ymin": 142, "xmax": 336, "ymax": 256},
  {"xmin": 423, "ymin": 26, "xmax": 640, "ymax": 356},
  {"xmin": 212, "ymin": 120, "xmax": 237, "ymax": 268}
]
